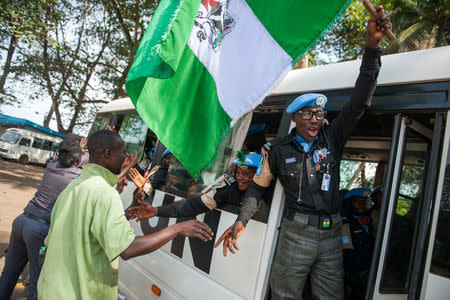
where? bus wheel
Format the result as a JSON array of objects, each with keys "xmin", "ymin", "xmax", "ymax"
[{"xmin": 18, "ymin": 155, "xmax": 29, "ymax": 164}]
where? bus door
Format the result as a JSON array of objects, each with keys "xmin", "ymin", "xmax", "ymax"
[{"xmin": 366, "ymin": 112, "xmax": 447, "ymax": 299}]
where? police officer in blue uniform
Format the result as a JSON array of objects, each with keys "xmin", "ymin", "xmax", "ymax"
[
  {"xmin": 215, "ymin": 8, "xmax": 391, "ymax": 299},
  {"xmin": 127, "ymin": 153, "xmax": 260, "ymax": 220},
  {"xmin": 341, "ymin": 188, "xmax": 374, "ymax": 300}
]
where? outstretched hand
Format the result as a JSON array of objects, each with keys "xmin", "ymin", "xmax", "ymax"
[
  {"xmin": 116, "ymin": 177, "xmax": 128, "ymax": 194},
  {"xmin": 178, "ymin": 220, "xmax": 213, "ymax": 242},
  {"xmin": 107, "ymin": 125, "xmax": 119, "ymax": 133},
  {"xmin": 366, "ymin": 5, "xmax": 392, "ymax": 47},
  {"xmin": 214, "ymin": 221, "xmax": 245, "ymax": 256},
  {"xmin": 129, "ymin": 168, "xmax": 146, "ymax": 189},
  {"xmin": 123, "ymin": 152, "xmax": 138, "ymax": 168},
  {"xmin": 79, "ymin": 137, "xmax": 88, "ymax": 152},
  {"xmin": 126, "ymin": 198, "xmax": 157, "ymax": 221}
]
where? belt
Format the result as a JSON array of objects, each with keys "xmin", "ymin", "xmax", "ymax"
[
  {"xmin": 23, "ymin": 212, "xmax": 50, "ymax": 225},
  {"xmin": 285, "ymin": 209, "xmax": 339, "ymax": 230}
]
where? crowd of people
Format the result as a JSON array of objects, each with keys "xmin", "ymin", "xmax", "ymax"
[{"xmin": 0, "ymin": 5, "xmax": 392, "ymax": 300}]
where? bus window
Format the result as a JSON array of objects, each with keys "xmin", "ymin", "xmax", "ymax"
[
  {"xmin": 90, "ymin": 112, "xmax": 114, "ymax": 135},
  {"xmin": 339, "ymin": 160, "xmax": 378, "ymax": 190},
  {"xmin": 0, "ymin": 131, "xmax": 21, "ymax": 144},
  {"xmin": 118, "ymin": 113, "xmax": 148, "ymax": 155},
  {"xmin": 18, "ymin": 138, "xmax": 31, "ymax": 147},
  {"xmin": 52, "ymin": 143, "xmax": 59, "ymax": 152},
  {"xmin": 380, "ymin": 128, "xmax": 429, "ymax": 293},
  {"xmin": 163, "ymin": 115, "xmax": 250, "ymax": 198},
  {"xmin": 43, "ymin": 140, "xmax": 53, "ymax": 151},
  {"xmin": 32, "ymin": 137, "xmax": 46, "ymax": 149},
  {"xmin": 430, "ymin": 144, "xmax": 450, "ymax": 278}
]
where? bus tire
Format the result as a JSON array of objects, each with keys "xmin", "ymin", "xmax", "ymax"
[{"xmin": 18, "ymin": 155, "xmax": 29, "ymax": 164}]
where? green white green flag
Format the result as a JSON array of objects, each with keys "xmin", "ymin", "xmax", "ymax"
[{"xmin": 126, "ymin": 0, "xmax": 352, "ymax": 176}]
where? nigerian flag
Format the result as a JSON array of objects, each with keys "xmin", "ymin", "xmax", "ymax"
[{"xmin": 126, "ymin": 0, "xmax": 352, "ymax": 176}]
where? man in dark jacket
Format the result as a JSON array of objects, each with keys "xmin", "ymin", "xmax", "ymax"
[
  {"xmin": 215, "ymin": 7, "xmax": 391, "ymax": 299},
  {"xmin": 0, "ymin": 139, "xmax": 83, "ymax": 300},
  {"xmin": 126, "ymin": 153, "xmax": 260, "ymax": 221}
]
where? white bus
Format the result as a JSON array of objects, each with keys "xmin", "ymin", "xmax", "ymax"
[
  {"xmin": 91, "ymin": 45, "xmax": 450, "ymax": 299},
  {"xmin": 0, "ymin": 128, "xmax": 63, "ymax": 165}
]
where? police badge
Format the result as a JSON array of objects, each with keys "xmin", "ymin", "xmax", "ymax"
[{"xmin": 316, "ymin": 96, "xmax": 325, "ymax": 106}]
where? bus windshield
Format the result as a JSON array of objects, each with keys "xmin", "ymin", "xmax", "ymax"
[{"xmin": 0, "ymin": 131, "xmax": 21, "ymax": 144}]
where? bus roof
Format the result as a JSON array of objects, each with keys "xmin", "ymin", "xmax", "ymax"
[
  {"xmin": 5, "ymin": 127, "xmax": 63, "ymax": 141},
  {"xmin": 0, "ymin": 114, "xmax": 66, "ymax": 138},
  {"xmin": 98, "ymin": 46, "xmax": 450, "ymax": 113},
  {"xmin": 271, "ymin": 46, "xmax": 450, "ymax": 95}
]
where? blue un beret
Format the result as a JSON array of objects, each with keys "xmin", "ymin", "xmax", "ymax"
[
  {"xmin": 286, "ymin": 93, "xmax": 327, "ymax": 114},
  {"xmin": 162, "ymin": 149, "xmax": 171, "ymax": 158},
  {"xmin": 233, "ymin": 153, "xmax": 260, "ymax": 168},
  {"xmin": 344, "ymin": 187, "xmax": 371, "ymax": 200}
]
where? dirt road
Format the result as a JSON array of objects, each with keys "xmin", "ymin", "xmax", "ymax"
[{"xmin": 0, "ymin": 159, "xmax": 45, "ymax": 299}]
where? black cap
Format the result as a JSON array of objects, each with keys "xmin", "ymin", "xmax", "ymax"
[{"xmin": 59, "ymin": 139, "xmax": 82, "ymax": 155}]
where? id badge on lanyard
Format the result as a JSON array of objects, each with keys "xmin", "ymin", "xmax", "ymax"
[{"xmin": 321, "ymin": 173, "xmax": 331, "ymax": 191}]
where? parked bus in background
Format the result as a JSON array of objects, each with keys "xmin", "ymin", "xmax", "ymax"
[
  {"xmin": 0, "ymin": 128, "xmax": 63, "ymax": 165},
  {"xmin": 90, "ymin": 45, "xmax": 450, "ymax": 299}
]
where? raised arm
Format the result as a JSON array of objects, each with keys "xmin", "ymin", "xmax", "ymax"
[{"xmin": 329, "ymin": 6, "xmax": 391, "ymax": 154}]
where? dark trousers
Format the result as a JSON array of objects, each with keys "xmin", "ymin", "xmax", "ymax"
[
  {"xmin": 270, "ymin": 212, "xmax": 344, "ymax": 300},
  {"xmin": 0, "ymin": 214, "xmax": 49, "ymax": 300}
]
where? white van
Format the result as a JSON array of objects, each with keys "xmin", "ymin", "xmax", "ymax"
[
  {"xmin": 91, "ymin": 46, "xmax": 450, "ymax": 299},
  {"xmin": 0, "ymin": 128, "xmax": 63, "ymax": 165}
]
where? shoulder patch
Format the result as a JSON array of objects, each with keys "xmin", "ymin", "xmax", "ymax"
[
  {"xmin": 201, "ymin": 174, "xmax": 230, "ymax": 195},
  {"xmin": 224, "ymin": 176, "xmax": 236, "ymax": 185}
]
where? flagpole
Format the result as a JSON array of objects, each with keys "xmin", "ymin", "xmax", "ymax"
[{"xmin": 361, "ymin": 0, "xmax": 396, "ymax": 42}]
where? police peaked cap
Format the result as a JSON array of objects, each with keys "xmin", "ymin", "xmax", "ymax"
[
  {"xmin": 344, "ymin": 187, "xmax": 371, "ymax": 200},
  {"xmin": 233, "ymin": 153, "xmax": 260, "ymax": 168},
  {"xmin": 286, "ymin": 93, "xmax": 327, "ymax": 114}
]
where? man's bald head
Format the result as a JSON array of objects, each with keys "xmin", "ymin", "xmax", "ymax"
[
  {"xmin": 87, "ymin": 130, "xmax": 123, "ymax": 159},
  {"xmin": 87, "ymin": 130, "xmax": 127, "ymax": 175}
]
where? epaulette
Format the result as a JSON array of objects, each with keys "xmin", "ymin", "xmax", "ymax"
[
  {"xmin": 223, "ymin": 176, "xmax": 236, "ymax": 186},
  {"xmin": 262, "ymin": 136, "xmax": 287, "ymax": 152},
  {"xmin": 201, "ymin": 174, "xmax": 234, "ymax": 195}
]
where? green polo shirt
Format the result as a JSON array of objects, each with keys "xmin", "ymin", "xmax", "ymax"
[{"xmin": 37, "ymin": 164, "xmax": 135, "ymax": 300}]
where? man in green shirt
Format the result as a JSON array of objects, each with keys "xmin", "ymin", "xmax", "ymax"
[{"xmin": 37, "ymin": 130, "xmax": 213, "ymax": 299}]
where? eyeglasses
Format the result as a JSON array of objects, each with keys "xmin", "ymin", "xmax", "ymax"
[{"xmin": 297, "ymin": 109, "xmax": 326, "ymax": 120}]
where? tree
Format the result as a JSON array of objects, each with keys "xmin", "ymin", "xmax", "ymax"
[
  {"xmin": 317, "ymin": 0, "xmax": 392, "ymax": 63},
  {"xmin": 14, "ymin": 0, "xmax": 112, "ymax": 133},
  {"xmin": 0, "ymin": 0, "xmax": 59, "ymax": 102},
  {"xmin": 98, "ymin": 0, "xmax": 158, "ymax": 99},
  {"xmin": 317, "ymin": 0, "xmax": 448, "ymax": 63},
  {"xmin": 385, "ymin": 0, "xmax": 449, "ymax": 53}
]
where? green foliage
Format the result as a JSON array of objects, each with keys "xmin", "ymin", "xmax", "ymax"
[
  {"xmin": 396, "ymin": 197, "xmax": 413, "ymax": 216},
  {"xmin": 0, "ymin": 0, "xmax": 59, "ymax": 42},
  {"xmin": 385, "ymin": 0, "xmax": 449, "ymax": 53},
  {"xmin": 317, "ymin": 0, "xmax": 448, "ymax": 62}
]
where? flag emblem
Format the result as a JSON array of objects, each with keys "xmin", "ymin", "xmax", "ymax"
[{"xmin": 195, "ymin": 0, "xmax": 236, "ymax": 52}]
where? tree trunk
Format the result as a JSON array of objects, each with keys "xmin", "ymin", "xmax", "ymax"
[
  {"xmin": 0, "ymin": 35, "xmax": 18, "ymax": 93},
  {"xmin": 294, "ymin": 54, "xmax": 309, "ymax": 69},
  {"xmin": 346, "ymin": 162, "xmax": 366, "ymax": 190},
  {"xmin": 43, "ymin": 105, "xmax": 54, "ymax": 127}
]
